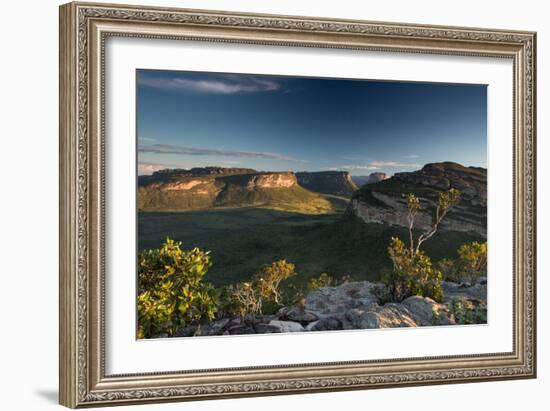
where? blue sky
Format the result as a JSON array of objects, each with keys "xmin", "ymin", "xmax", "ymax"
[{"xmin": 137, "ymin": 69, "xmax": 487, "ymax": 176}]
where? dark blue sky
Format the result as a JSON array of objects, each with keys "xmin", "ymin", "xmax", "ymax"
[{"xmin": 137, "ymin": 69, "xmax": 487, "ymax": 176}]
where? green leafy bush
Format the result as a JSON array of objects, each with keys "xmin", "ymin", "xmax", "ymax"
[
  {"xmin": 372, "ymin": 237, "xmax": 444, "ymax": 303},
  {"xmin": 457, "ymin": 241, "xmax": 487, "ymax": 284},
  {"xmin": 436, "ymin": 241, "xmax": 487, "ymax": 284},
  {"xmin": 449, "ymin": 297, "xmax": 487, "ymax": 324},
  {"xmin": 137, "ymin": 238, "xmax": 217, "ymax": 338},
  {"xmin": 437, "ymin": 258, "xmax": 459, "ymax": 282},
  {"xmin": 307, "ymin": 272, "xmax": 334, "ymax": 289}
]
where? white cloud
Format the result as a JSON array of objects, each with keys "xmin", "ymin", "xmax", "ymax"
[
  {"xmin": 138, "ymin": 74, "xmax": 281, "ymax": 94},
  {"xmin": 138, "ymin": 143, "xmax": 304, "ymax": 162},
  {"xmin": 341, "ymin": 165, "xmax": 381, "ymax": 171},
  {"xmin": 340, "ymin": 161, "xmax": 421, "ymax": 171},
  {"xmin": 368, "ymin": 161, "xmax": 421, "ymax": 168}
]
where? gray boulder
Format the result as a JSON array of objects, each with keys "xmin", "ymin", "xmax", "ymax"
[
  {"xmin": 345, "ymin": 305, "xmax": 417, "ymax": 329},
  {"xmin": 268, "ymin": 320, "xmax": 305, "ymax": 333},
  {"xmin": 195, "ymin": 318, "xmax": 231, "ymax": 336},
  {"xmin": 305, "ymin": 281, "xmax": 378, "ymax": 318},
  {"xmin": 277, "ymin": 306, "xmax": 318, "ymax": 324},
  {"xmin": 308, "ymin": 317, "xmax": 343, "ymax": 331},
  {"xmin": 228, "ymin": 324, "xmax": 256, "ymax": 335},
  {"xmin": 173, "ymin": 325, "xmax": 197, "ymax": 337},
  {"xmin": 254, "ymin": 323, "xmax": 283, "ymax": 333},
  {"xmin": 442, "ymin": 281, "xmax": 487, "ymax": 302},
  {"xmin": 401, "ymin": 296, "xmax": 454, "ymax": 326}
]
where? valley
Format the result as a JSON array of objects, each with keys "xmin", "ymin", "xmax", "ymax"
[
  {"xmin": 137, "ymin": 162, "xmax": 486, "ymax": 288},
  {"xmin": 138, "ymin": 207, "xmax": 482, "ymax": 288}
]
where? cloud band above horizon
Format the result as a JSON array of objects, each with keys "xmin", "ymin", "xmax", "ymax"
[{"xmin": 138, "ymin": 143, "xmax": 303, "ymax": 162}]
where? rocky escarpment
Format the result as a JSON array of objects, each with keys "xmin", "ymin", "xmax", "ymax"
[
  {"xmin": 348, "ymin": 162, "xmax": 487, "ymax": 237},
  {"xmin": 296, "ymin": 171, "xmax": 358, "ymax": 196},
  {"xmin": 352, "ymin": 172, "xmax": 388, "ymax": 187},
  {"xmin": 138, "ymin": 167, "xmax": 334, "ymax": 214},
  {"xmin": 165, "ymin": 280, "xmax": 486, "ymax": 338}
]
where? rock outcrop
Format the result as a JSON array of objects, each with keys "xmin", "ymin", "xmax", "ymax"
[
  {"xmin": 348, "ymin": 162, "xmax": 487, "ymax": 237},
  {"xmin": 166, "ymin": 280, "xmax": 486, "ymax": 338},
  {"xmin": 296, "ymin": 171, "xmax": 358, "ymax": 196}
]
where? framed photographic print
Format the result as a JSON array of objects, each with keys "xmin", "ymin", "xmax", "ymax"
[{"xmin": 59, "ymin": 2, "xmax": 537, "ymax": 408}]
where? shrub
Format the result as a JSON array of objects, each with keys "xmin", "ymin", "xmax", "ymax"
[
  {"xmin": 137, "ymin": 238, "xmax": 217, "ymax": 338},
  {"xmin": 232, "ymin": 260, "xmax": 297, "ymax": 317},
  {"xmin": 373, "ymin": 237, "xmax": 444, "ymax": 303},
  {"xmin": 457, "ymin": 241, "xmax": 487, "ymax": 284},
  {"xmin": 437, "ymin": 258, "xmax": 459, "ymax": 282},
  {"xmin": 231, "ymin": 282, "xmax": 262, "ymax": 316},
  {"xmin": 307, "ymin": 273, "xmax": 353, "ymax": 290},
  {"xmin": 449, "ymin": 297, "xmax": 487, "ymax": 324},
  {"xmin": 307, "ymin": 272, "xmax": 334, "ymax": 289},
  {"xmin": 211, "ymin": 285, "xmax": 243, "ymax": 319}
]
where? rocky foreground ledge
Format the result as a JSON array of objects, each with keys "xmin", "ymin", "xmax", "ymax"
[{"xmin": 167, "ymin": 280, "xmax": 487, "ymax": 338}]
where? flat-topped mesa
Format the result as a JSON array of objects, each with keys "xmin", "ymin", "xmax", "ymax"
[
  {"xmin": 246, "ymin": 172, "xmax": 297, "ymax": 189},
  {"xmin": 352, "ymin": 172, "xmax": 388, "ymax": 187},
  {"xmin": 187, "ymin": 167, "xmax": 257, "ymax": 176},
  {"xmin": 296, "ymin": 171, "xmax": 358, "ymax": 196},
  {"xmin": 348, "ymin": 162, "xmax": 487, "ymax": 237},
  {"xmin": 138, "ymin": 168, "xmax": 332, "ymax": 213},
  {"xmin": 138, "ymin": 167, "xmax": 257, "ymax": 186},
  {"xmin": 366, "ymin": 172, "xmax": 387, "ymax": 184}
]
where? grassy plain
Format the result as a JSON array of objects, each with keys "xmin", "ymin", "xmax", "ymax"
[{"xmin": 138, "ymin": 206, "xmax": 482, "ymax": 288}]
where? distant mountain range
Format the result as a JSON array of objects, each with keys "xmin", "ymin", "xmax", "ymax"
[
  {"xmin": 352, "ymin": 172, "xmax": 388, "ymax": 187},
  {"xmin": 138, "ymin": 163, "xmax": 487, "ymax": 236},
  {"xmin": 138, "ymin": 167, "xmax": 342, "ymax": 214}
]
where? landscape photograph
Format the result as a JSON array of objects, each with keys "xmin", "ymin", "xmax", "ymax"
[{"xmin": 136, "ymin": 69, "xmax": 488, "ymax": 339}]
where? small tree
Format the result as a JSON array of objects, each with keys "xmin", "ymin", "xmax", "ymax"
[
  {"xmin": 406, "ymin": 189, "xmax": 461, "ymax": 255},
  {"xmin": 137, "ymin": 238, "xmax": 217, "ymax": 338},
  {"xmin": 231, "ymin": 282, "xmax": 262, "ymax": 316},
  {"xmin": 253, "ymin": 260, "xmax": 296, "ymax": 306},
  {"xmin": 374, "ymin": 189, "xmax": 461, "ymax": 303},
  {"xmin": 232, "ymin": 260, "xmax": 297, "ymax": 317},
  {"xmin": 457, "ymin": 241, "xmax": 487, "ymax": 284}
]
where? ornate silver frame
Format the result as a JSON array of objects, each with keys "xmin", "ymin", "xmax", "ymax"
[{"xmin": 59, "ymin": 2, "xmax": 536, "ymax": 408}]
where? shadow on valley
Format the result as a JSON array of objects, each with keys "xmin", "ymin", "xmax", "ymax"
[{"xmin": 138, "ymin": 207, "xmax": 482, "ymax": 288}]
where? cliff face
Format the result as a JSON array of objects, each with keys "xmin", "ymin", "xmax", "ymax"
[
  {"xmin": 138, "ymin": 168, "xmax": 333, "ymax": 214},
  {"xmin": 352, "ymin": 172, "xmax": 387, "ymax": 187},
  {"xmin": 295, "ymin": 171, "xmax": 358, "ymax": 196},
  {"xmin": 245, "ymin": 173, "xmax": 297, "ymax": 189},
  {"xmin": 348, "ymin": 162, "xmax": 487, "ymax": 237}
]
